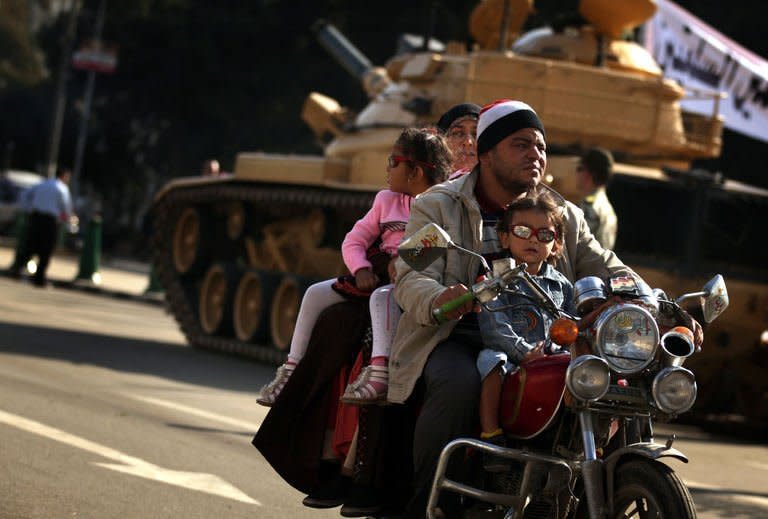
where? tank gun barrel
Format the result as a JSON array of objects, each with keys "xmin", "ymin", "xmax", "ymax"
[
  {"xmin": 312, "ymin": 20, "xmax": 390, "ymax": 98},
  {"xmin": 313, "ymin": 20, "xmax": 373, "ymax": 83}
]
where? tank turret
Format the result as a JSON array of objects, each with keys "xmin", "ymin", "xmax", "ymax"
[
  {"xmin": 248, "ymin": 1, "xmax": 725, "ymax": 199},
  {"xmin": 151, "ymin": 1, "xmax": 768, "ymax": 429},
  {"xmin": 312, "ymin": 20, "xmax": 391, "ymax": 99}
]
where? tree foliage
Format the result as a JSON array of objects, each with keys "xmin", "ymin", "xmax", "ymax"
[
  {"xmin": 0, "ymin": 1, "xmax": 48, "ymax": 92},
  {"xmin": 0, "ymin": 0, "xmax": 766, "ymax": 251}
]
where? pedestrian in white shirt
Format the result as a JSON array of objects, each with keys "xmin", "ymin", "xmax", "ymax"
[{"xmin": 9, "ymin": 168, "xmax": 73, "ymax": 287}]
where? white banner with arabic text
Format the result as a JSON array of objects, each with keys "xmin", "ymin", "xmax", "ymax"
[{"xmin": 644, "ymin": 0, "xmax": 768, "ymax": 143}]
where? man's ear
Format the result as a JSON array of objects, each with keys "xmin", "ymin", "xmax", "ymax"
[{"xmin": 477, "ymin": 150, "xmax": 490, "ymax": 168}]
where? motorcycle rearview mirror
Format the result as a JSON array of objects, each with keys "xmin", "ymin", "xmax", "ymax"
[
  {"xmin": 701, "ymin": 274, "xmax": 729, "ymax": 323},
  {"xmin": 398, "ymin": 223, "xmax": 491, "ymax": 273},
  {"xmin": 675, "ymin": 274, "xmax": 729, "ymax": 323}
]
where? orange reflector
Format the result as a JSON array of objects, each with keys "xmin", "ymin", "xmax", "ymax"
[
  {"xmin": 550, "ymin": 318, "xmax": 579, "ymax": 345},
  {"xmin": 671, "ymin": 326, "xmax": 694, "ymax": 342}
]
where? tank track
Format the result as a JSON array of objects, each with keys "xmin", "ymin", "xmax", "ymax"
[{"xmin": 151, "ymin": 181, "xmax": 375, "ymax": 364}]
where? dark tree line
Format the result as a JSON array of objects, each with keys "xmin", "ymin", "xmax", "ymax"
[{"xmin": 1, "ymin": 0, "xmax": 766, "ymax": 252}]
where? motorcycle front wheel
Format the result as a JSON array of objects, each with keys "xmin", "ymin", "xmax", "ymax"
[{"xmin": 611, "ymin": 459, "xmax": 697, "ymax": 518}]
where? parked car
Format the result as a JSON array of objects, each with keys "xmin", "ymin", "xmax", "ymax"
[{"xmin": 0, "ymin": 170, "xmax": 44, "ymax": 234}]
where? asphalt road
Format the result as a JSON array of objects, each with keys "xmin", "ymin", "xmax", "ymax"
[
  {"xmin": 0, "ymin": 277, "xmax": 766, "ymax": 518},
  {"xmin": 0, "ymin": 277, "xmax": 338, "ymax": 519}
]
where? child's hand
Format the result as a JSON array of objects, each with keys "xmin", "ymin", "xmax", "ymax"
[
  {"xmin": 355, "ymin": 268, "xmax": 379, "ymax": 292},
  {"xmin": 523, "ymin": 341, "xmax": 547, "ymax": 362}
]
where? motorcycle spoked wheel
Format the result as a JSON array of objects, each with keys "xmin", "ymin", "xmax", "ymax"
[
  {"xmin": 611, "ymin": 459, "xmax": 696, "ymax": 518},
  {"xmin": 569, "ymin": 459, "xmax": 696, "ymax": 519}
]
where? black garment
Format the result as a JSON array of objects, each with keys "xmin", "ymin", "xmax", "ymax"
[
  {"xmin": 406, "ymin": 336, "xmax": 482, "ymax": 519},
  {"xmin": 253, "ymin": 301, "xmax": 369, "ymax": 493},
  {"xmin": 11, "ymin": 211, "xmax": 58, "ymax": 285},
  {"xmin": 355, "ymin": 401, "xmax": 415, "ymax": 513},
  {"xmin": 253, "ymin": 301, "xmax": 415, "ymax": 512}
]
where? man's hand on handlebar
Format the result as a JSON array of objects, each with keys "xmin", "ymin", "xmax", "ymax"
[
  {"xmin": 432, "ymin": 285, "xmax": 480, "ymax": 321},
  {"xmin": 691, "ymin": 319, "xmax": 703, "ymax": 349},
  {"xmin": 680, "ymin": 312, "xmax": 704, "ymax": 350}
]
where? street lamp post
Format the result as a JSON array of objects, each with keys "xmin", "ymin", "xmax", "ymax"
[
  {"xmin": 45, "ymin": 0, "xmax": 82, "ymax": 179},
  {"xmin": 71, "ymin": 0, "xmax": 107, "ymax": 203}
]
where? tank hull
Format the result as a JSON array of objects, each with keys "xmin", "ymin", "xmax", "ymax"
[{"xmin": 151, "ymin": 175, "xmax": 376, "ymax": 360}]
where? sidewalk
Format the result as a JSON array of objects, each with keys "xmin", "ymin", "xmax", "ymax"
[{"xmin": 0, "ymin": 241, "xmax": 165, "ymax": 306}]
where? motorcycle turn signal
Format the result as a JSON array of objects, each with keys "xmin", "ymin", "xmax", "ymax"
[{"xmin": 550, "ymin": 318, "xmax": 579, "ymax": 346}]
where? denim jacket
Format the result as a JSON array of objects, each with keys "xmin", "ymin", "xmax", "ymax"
[
  {"xmin": 389, "ymin": 167, "xmax": 632, "ymax": 404},
  {"xmin": 478, "ymin": 262, "xmax": 575, "ymax": 364}
]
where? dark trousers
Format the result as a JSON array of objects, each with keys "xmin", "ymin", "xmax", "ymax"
[
  {"xmin": 407, "ymin": 337, "xmax": 482, "ymax": 519},
  {"xmin": 13, "ymin": 211, "xmax": 58, "ymax": 285}
]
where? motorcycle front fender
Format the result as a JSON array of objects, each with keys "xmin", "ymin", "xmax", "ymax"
[{"xmin": 603, "ymin": 442, "xmax": 688, "ymax": 514}]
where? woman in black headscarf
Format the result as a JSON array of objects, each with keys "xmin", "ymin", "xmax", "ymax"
[{"xmin": 437, "ymin": 102, "xmax": 481, "ymax": 176}]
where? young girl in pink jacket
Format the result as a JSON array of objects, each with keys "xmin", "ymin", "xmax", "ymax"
[{"xmin": 258, "ymin": 127, "xmax": 453, "ymax": 406}]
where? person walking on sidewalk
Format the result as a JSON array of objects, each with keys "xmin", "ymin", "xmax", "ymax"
[{"xmin": 9, "ymin": 168, "xmax": 73, "ymax": 287}]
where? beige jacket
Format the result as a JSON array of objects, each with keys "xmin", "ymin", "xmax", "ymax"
[
  {"xmin": 388, "ymin": 169, "xmax": 632, "ymax": 404},
  {"xmin": 580, "ymin": 187, "xmax": 618, "ymax": 250}
]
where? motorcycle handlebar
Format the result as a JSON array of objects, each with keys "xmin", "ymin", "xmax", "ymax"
[
  {"xmin": 432, "ymin": 264, "xmax": 561, "ymax": 324},
  {"xmin": 432, "ymin": 291, "xmax": 475, "ymax": 323}
]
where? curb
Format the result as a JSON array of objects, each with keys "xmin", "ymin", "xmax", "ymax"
[{"xmin": 1, "ymin": 269, "xmax": 166, "ymax": 307}]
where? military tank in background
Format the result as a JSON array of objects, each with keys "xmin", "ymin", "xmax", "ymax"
[{"xmin": 152, "ymin": 0, "xmax": 768, "ymax": 427}]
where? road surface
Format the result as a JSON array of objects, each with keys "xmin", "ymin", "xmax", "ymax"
[{"xmin": 0, "ymin": 277, "xmax": 765, "ymax": 518}]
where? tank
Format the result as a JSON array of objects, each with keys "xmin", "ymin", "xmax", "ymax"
[{"xmin": 151, "ymin": 0, "xmax": 768, "ymax": 428}]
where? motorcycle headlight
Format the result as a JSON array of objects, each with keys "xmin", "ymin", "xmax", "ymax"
[
  {"xmin": 652, "ymin": 367, "xmax": 697, "ymax": 414},
  {"xmin": 594, "ymin": 304, "xmax": 659, "ymax": 374},
  {"xmin": 566, "ymin": 355, "xmax": 610, "ymax": 401}
]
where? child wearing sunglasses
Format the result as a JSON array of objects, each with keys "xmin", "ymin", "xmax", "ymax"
[
  {"xmin": 476, "ymin": 191, "xmax": 575, "ymax": 470},
  {"xmin": 258, "ymin": 127, "xmax": 452, "ymax": 406}
]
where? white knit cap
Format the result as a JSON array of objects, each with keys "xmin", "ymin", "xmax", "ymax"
[{"xmin": 477, "ymin": 99, "xmax": 545, "ymax": 155}]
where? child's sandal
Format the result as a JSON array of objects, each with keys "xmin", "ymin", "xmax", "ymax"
[
  {"xmin": 257, "ymin": 363, "xmax": 295, "ymax": 407},
  {"xmin": 340, "ymin": 365, "xmax": 389, "ymax": 406}
]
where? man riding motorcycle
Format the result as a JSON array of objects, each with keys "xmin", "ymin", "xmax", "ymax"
[{"xmin": 390, "ymin": 99, "xmax": 703, "ymax": 518}]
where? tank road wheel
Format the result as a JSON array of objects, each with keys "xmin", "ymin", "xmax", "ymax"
[
  {"xmin": 172, "ymin": 207, "xmax": 209, "ymax": 275},
  {"xmin": 225, "ymin": 201, "xmax": 246, "ymax": 241},
  {"xmin": 199, "ymin": 263, "xmax": 240, "ymax": 336},
  {"xmin": 270, "ymin": 276, "xmax": 309, "ymax": 351},
  {"xmin": 233, "ymin": 269, "xmax": 280, "ymax": 343},
  {"xmin": 609, "ymin": 459, "xmax": 696, "ymax": 518}
]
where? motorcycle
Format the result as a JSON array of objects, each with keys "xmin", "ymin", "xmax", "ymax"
[{"xmin": 398, "ymin": 223, "xmax": 730, "ymax": 519}]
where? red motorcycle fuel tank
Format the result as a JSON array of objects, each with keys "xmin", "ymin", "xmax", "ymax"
[{"xmin": 500, "ymin": 353, "xmax": 570, "ymax": 439}]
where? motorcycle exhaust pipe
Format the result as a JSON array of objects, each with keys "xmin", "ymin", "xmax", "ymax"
[{"xmin": 660, "ymin": 329, "xmax": 695, "ymax": 367}]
